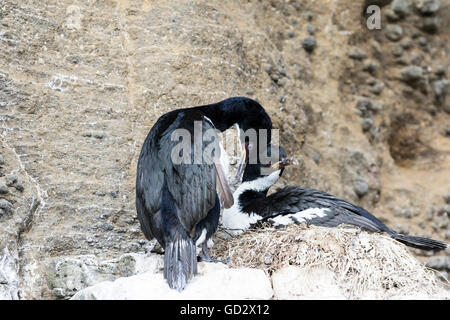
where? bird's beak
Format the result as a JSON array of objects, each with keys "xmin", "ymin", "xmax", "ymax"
[
  {"xmin": 271, "ymin": 157, "xmax": 299, "ymax": 170},
  {"xmin": 231, "ymin": 143, "xmax": 247, "ymax": 186}
]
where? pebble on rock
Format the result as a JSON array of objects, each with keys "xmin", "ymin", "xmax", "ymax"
[
  {"xmin": 99, "ymin": 222, "xmax": 114, "ymax": 231},
  {"xmin": 0, "ymin": 198, "xmax": 14, "ymax": 217},
  {"xmin": 302, "ymin": 36, "xmax": 317, "ymax": 53},
  {"xmin": 13, "ymin": 182, "xmax": 24, "ymax": 192},
  {"xmin": 356, "ymin": 98, "xmax": 374, "ymax": 117},
  {"xmin": 109, "ymin": 190, "xmax": 119, "ymax": 199},
  {"xmin": 348, "ymin": 48, "xmax": 367, "ymax": 60},
  {"xmin": 306, "ymin": 24, "xmax": 315, "ymax": 35},
  {"xmin": 369, "ymin": 81, "xmax": 384, "ymax": 95},
  {"xmin": 0, "ymin": 185, "xmax": 9, "ymax": 195},
  {"xmin": 385, "ymin": 9, "xmax": 400, "ymax": 22},
  {"xmin": 302, "ymin": 11, "xmax": 313, "ymax": 21},
  {"xmin": 396, "ymin": 57, "xmax": 408, "ymax": 66},
  {"xmin": 421, "ymin": 17, "xmax": 440, "ymax": 34},
  {"xmin": 400, "ymin": 66, "xmax": 423, "ymax": 83},
  {"xmin": 82, "ymin": 131, "xmax": 105, "ymax": 139},
  {"xmin": 432, "ymin": 79, "xmax": 448, "ymax": 103},
  {"xmin": 366, "ymin": 77, "xmax": 377, "ymax": 86},
  {"xmin": 437, "ymin": 205, "xmax": 450, "ymax": 216},
  {"xmin": 361, "ymin": 118, "xmax": 374, "ymax": 132},
  {"xmin": 394, "ymin": 207, "xmax": 412, "ymax": 219},
  {"xmin": 363, "ymin": 60, "xmax": 379, "ymax": 74},
  {"xmin": 444, "ymin": 195, "xmax": 450, "ymax": 205},
  {"xmin": 385, "ymin": 24, "xmax": 403, "ymax": 41},
  {"xmin": 391, "ymin": 0, "xmax": 412, "ymax": 17},
  {"xmin": 417, "ymin": 0, "xmax": 441, "ymax": 15},
  {"xmin": 263, "ymin": 63, "xmax": 273, "ymax": 74},
  {"xmin": 435, "ymin": 65, "xmax": 446, "ymax": 76},
  {"xmin": 354, "ymin": 178, "xmax": 369, "ymax": 198},
  {"xmin": 400, "ymin": 39, "xmax": 412, "ymax": 50},
  {"xmin": 5, "ymin": 175, "xmax": 17, "ymax": 187},
  {"xmin": 312, "ymin": 152, "xmax": 321, "ymax": 165},
  {"xmin": 392, "ymin": 45, "xmax": 404, "ymax": 57},
  {"xmin": 277, "ymin": 77, "xmax": 287, "ymax": 86},
  {"xmin": 5, "ymin": 175, "xmax": 24, "ymax": 192},
  {"xmin": 418, "ymin": 37, "xmax": 428, "ymax": 47}
]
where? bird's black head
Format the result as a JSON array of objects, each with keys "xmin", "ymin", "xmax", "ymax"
[
  {"xmin": 239, "ymin": 100, "xmax": 272, "ymax": 138},
  {"xmin": 212, "ymin": 97, "xmax": 273, "ymax": 185},
  {"xmin": 215, "ymin": 97, "xmax": 272, "ymax": 133}
]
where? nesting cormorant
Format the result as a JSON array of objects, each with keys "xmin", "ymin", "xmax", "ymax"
[
  {"xmin": 221, "ymin": 145, "xmax": 447, "ymax": 251},
  {"xmin": 136, "ymin": 97, "xmax": 272, "ymax": 290}
]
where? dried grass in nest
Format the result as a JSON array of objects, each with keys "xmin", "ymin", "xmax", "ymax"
[{"xmin": 210, "ymin": 224, "xmax": 450, "ymax": 299}]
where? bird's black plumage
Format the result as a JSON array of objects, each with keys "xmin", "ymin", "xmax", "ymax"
[
  {"xmin": 136, "ymin": 97, "xmax": 272, "ymax": 290},
  {"xmin": 245, "ymin": 186, "xmax": 390, "ymax": 233},
  {"xmin": 249, "ymin": 186, "xmax": 447, "ymax": 251},
  {"xmin": 223, "ymin": 145, "xmax": 447, "ymax": 251}
]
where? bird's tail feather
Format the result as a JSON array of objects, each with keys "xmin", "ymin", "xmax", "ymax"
[
  {"xmin": 391, "ymin": 233, "xmax": 447, "ymax": 251},
  {"xmin": 163, "ymin": 235, "xmax": 197, "ymax": 291}
]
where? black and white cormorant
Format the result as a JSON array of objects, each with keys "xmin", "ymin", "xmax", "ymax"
[
  {"xmin": 136, "ymin": 97, "xmax": 272, "ymax": 290},
  {"xmin": 221, "ymin": 145, "xmax": 447, "ymax": 251}
]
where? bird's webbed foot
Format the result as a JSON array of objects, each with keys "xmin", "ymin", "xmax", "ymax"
[{"xmin": 198, "ymin": 242, "xmax": 231, "ymax": 264}]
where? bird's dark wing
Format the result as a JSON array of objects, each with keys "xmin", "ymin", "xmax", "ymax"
[
  {"xmin": 137, "ymin": 110, "xmax": 234, "ymax": 239},
  {"xmin": 253, "ymin": 186, "xmax": 389, "ymax": 233},
  {"xmin": 136, "ymin": 112, "xmax": 178, "ymax": 242},
  {"xmin": 160, "ymin": 113, "xmax": 227, "ymax": 235}
]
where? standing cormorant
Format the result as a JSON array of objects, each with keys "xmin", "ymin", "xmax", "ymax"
[
  {"xmin": 221, "ymin": 145, "xmax": 447, "ymax": 251},
  {"xmin": 136, "ymin": 97, "xmax": 272, "ymax": 290}
]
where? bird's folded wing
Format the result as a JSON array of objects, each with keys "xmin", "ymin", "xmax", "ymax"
[
  {"xmin": 162, "ymin": 114, "xmax": 220, "ymax": 234},
  {"xmin": 262, "ymin": 187, "xmax": 387, "ymax": 232}
]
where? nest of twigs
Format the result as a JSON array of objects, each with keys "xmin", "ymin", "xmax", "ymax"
[{"xmin": 210, "ymin": 224, "xmax": 450, "ymax": 299}]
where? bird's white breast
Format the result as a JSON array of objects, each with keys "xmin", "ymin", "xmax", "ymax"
[
  {"xmin": 221, "ymin": 205, "xmax": 262, "ymax": 236},
  {"xmin": 220, "ymin": 171, "xmax": 281, "ymax": 236}
]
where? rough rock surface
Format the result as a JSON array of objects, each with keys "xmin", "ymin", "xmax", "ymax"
[
  {"xmin": 46, "ymin": 253, "xmax": 163, "ymax": 299},
  {"xmin": 0, "ymin": 0, "xmax": 449, "ymax": 299},
  {"xmin": 71, "ymin": 261, "xmax": 273, "ymax": 300},
  {"xmin": 272, "ymin": 266, "xmax": 346, "ymax": 299},
  {"xmin": 70, "ymin": 228, "xmax": 450, "ymax": 300}
]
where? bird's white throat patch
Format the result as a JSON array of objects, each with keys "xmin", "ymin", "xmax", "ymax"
[
  {"xmin": 220, "ymin": 170, "xmax": 281, "ymax": 236},
  {"xmin": 235, "ymin": 170, "xmax": 281, "ymax": 194}
]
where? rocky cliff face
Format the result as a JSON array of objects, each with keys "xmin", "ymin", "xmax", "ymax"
[{"xmin": 0, "ymin": 0, "xmax": 449, "ymax": 299}]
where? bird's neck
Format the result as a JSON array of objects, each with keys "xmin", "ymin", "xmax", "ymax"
[
  {"xmin": 237, "ymin": 170, "xmax": 281, "ymax": 209},
  {"xmin": 196, "ymin": 103, "xmax": 246, "ymax": 132},
  {"xmin": 221, "ymin": 171, "xmax": 280, "ymax": 235},
  {"xmin": 236, "ymin": 170, "xmax": 280, "ymax": 197},
  {"xmin": 192, "ymin": 97, "xmax": 272, "ymax": 134}
]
